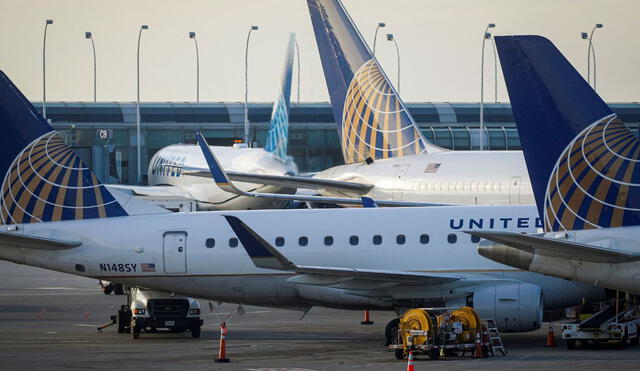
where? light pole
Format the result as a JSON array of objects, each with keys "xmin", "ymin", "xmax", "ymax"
[
  {"xmin": 136, "ymin": 24, "xmax": 148, "ymax": 185},
  {"xmin": 582, "ymin": 24, "xmax": 603, "ymax": 90},
  {"xmin": 295, "ymin": 38, "xmax": 301, "ymax": 104},
  {"xmin": 480, "ymin": 23, "xmax": 495, "ymax": 151},
  {"xmin": 85, "ymin": 32, "xmax": 96, "ymax": 102},
  {"xmin": 244, "ymin": 25, "xmax": 259, "ymax": 146},
  {"xmin": 372, "ymin": 22, "xmax": 385, "ymax": 56},
  {"xmin": 491, "ymin": 35, "xmax": 498, "ymax": 103},
  {"xmin": 189, "ymin": 32, "xmax": 200, "ymax": 103},
  {"xmin": 386, "ymin": 34, "xmax": 400, "ymax": 93},
  {"xmin": 43, "ymin": 19, "xmax": 53, "ymax": 119}
]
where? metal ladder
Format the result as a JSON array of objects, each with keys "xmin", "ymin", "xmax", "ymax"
[{"xmin": 484, "ymin": 320, "xmax": 507, "ymax": 356}]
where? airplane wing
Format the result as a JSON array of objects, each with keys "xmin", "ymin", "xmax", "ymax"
[
  {"xmin": 467, "ymin": 230, "xmax": 640, "ymax": 263},
  {"xmin": 194, "ymin": 131, "xmax": 449, "ymax": 207},
  {"xmin": 224, "ymin": 215, "xmax": 460, "ymax": 288},
  {"xmin": 106, "ymin": 184, "xmax": 194, "ymax": 199},
  {"xmin": 185, "ymin": 169, "xmax": 373, "ymax": 194},
  {"xmin": 0, "ymin": 231, "xmax": 81, "ymax": 250}
]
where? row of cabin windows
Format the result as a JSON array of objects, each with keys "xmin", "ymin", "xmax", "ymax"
[
  {"xmin": 204, "ymin": 234, "xmax": 482, "ymax": 248},
  {"xmin": 407, "ymin": 180, "xmax": 513, "ymax": 193}
]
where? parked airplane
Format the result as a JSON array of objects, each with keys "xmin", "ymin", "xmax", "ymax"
[
  {"xmin": 0, "ymin": 69, "xmax": 605, "ymax": 342},
  {"xmin": 303, "ymin": 0, "xmax": 535, "ymax": 206},
  {"xmin": 108, "ymin": 34, "xmax": 303, "ymax": 211},
  {"xmin": 468, "ymin": 36, "xmax": 640, "ymax": 294}
]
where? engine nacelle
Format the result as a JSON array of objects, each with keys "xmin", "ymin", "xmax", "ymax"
[{"xmin": 467, "ymin": 283, "xmax": 543, "ymax": 332}]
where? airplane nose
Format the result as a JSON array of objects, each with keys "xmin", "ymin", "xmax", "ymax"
[{"xmin": 477, "ymin": 240, "xmax": 534, "ymax": 271}]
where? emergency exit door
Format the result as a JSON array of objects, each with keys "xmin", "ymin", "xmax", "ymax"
[{"xmin": 163, "ymin": 232, "xmax": 187, "ymax": 274}]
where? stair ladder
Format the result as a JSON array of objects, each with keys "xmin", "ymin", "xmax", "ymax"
[{"xmin": 484, "ymin": 319, "xmax": 507, "ymax": 356}]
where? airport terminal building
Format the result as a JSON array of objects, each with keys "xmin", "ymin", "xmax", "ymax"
[{"xmin": 38, "ymin": 102, "xmax": 640, "ymax": 185}]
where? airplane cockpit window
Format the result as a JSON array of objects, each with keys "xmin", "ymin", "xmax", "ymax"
[
  {"xmin": 349, "ymin": 235, "xmax": 359, "ymax": 245},
  {"xmin": 299, "ymin": 236, "xmax": 308, "ymax": 246},
  {"xmin": 275, "ymin": 237, "xmax": 285, "ymax": 247},
  {"xmin": 229, "ymin": 238, "xmax": 238, "ymax": 248},
  {"xmin": 419, "ymin": 234, "xmax": 429, "ymax": 244},
  {"xmin": 470, "ymin": 235, "xmax": 481, "ymax": 243},
  {"xmin": 324, "ymin": 236, "xmax": 333, "ymax": 246},
  {"xmin": 396, "ymin": 234, "xmax": 406, "ymax": 245},
  {"xmin": 373, "ymin": 235, "xmax": 382, "ymax": 245},
  {"xmin": 205, "ymin": 238, "xmax": 215, "ymax": 248},
  {"xmin": 447, "ymin": 233, "xmax": 457, "ymax": 244}
]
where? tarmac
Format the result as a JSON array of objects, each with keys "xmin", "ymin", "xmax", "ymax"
[{"xmin": 1, "ymin": 260, "xmax": 639, "ymax": 370}]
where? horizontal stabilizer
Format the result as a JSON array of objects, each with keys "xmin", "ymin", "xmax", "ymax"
[
  {"xmin": 468, "ymin": 230, "xmax": 640, "ymax": 263},
  {"xmin": 0, "ymin": 231, "xmax": 81, "ymax": 250},
  {"xmin": 225, "ymin": 214, "xmax": 460, "ymax": 287}
]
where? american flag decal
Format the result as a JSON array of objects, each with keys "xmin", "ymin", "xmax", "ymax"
[
  {"xmin": 424, "ymin": 163, "xmax": 441, "ymax": 173},
  {"xmin": 141, "ymin": 263, "xmax": 156, "ymax": 272}
]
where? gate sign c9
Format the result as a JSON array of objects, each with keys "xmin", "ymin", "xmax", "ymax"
[{"xmin": 97, "ymin": 129, "xmax": 113, "ymax": 141}]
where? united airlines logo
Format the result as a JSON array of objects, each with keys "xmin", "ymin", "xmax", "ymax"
[
  {"xmin": 341, "ymin": 59, "xmax": 426, "ymax": 164},
  {"xmin": 0, "ymin": 132, "xmax": 127, "ymax": 225},
  {"xmin": 150, "ymin": 155, "xmax": 186, "ymax": 177},
  {"xmin": 544, "ymin": 114, "xmax": 640, "ymax": 232}
]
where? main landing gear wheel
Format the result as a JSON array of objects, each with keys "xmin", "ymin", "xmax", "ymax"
[{"xmin": 385, "ymin": 318, "xmax": 400, "ymax": 346}]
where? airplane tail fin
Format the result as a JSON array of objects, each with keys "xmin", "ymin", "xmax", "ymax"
[
  {"xmin": 264, "ymin": 33, "xmax": 295, "ymax": 161},
  {"xmin": 496, "ymin": 35, "xmax": 640, "ymax": 231},
  {"xmin": 307, "ymin": 0, "xmax": 438, "ymax": 164},
  {"xmin": 0, "ymin": 71, "xmax": 128, "ymax": 225}
]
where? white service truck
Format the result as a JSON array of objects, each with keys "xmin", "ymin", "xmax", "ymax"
[
  {"xmin": 562, "ymin": 302, "xmax": 640, "ymax": 349},
  {"xmin": 116, "ymin": 287, "xmax": 203, "ymax": 339}
]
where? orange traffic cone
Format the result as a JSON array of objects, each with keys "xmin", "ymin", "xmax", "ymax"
[
  {"xmin": 473, "ymin": 330, "xmax": 484, "ymax": 358},
  {"xmin": 215, "ymin": 322, "xmax": 230, "ymax": 362},
  {"xmin": 361, "ymin": 309, "xmax": 373, "ymax": 325},
  {"xmin": 406, "ymin": 351, "xmax": 415, "ymax": 371},
  {"xmin": 545, "ymin": 323, "xmax": 557, "ymax": 347}
]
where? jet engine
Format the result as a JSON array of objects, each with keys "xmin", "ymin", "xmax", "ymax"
[{"xmin": 464, "ymin": 283, "xmax": 543, "ymax": 332}]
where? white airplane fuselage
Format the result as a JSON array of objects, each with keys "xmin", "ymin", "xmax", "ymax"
[
  {"xmin": 0, "ymin": 205, "xmax": 605, "ymax": 332},
  {"xmin": 147, "ymin": 145, "xmax": 298, "ymax": 210},
  {"xmin": 314, "ymin": 151, "xmax": 534, "ymax": 206}
]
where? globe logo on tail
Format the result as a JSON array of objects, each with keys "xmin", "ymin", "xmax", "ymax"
[
  {"xmin": 0, "ymin": 132, "xmax": 127, "ymax": 225},
  {"xmin": 544, "ymin": 114, "xmax": 640, "ymax": 231},
  {"xmin": 341, "ymin": 59, "xmax": 426, "ymax": 164}
]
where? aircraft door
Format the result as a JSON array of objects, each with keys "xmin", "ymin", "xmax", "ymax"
[
  {"xmin": 509, "ymin": 176, "xmax": 522, "ymax": 205},
  {"xmin": 163, "ymin": 231, "xmax": 187, "ymax": 274},
  {"xmin": 392, "ymin": 164, "xmax": 411, "ymax": 200}
]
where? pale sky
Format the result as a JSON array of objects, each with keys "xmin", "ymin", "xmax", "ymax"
[{"xmin": 1, "ymin": 0, "xmax": 638, "ymax": 103}]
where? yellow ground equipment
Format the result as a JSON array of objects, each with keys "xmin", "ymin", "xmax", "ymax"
[{"xmin": 390, "ymin": 306, "xmax": 500, "ymax": 360}]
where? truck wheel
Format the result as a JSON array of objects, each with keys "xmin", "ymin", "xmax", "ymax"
[
  {"xmin": 428, "ymin": 348, "xmax": 440, "ymax": 360},
  {"xmin": 132, "ymin": 325, "xmax": 141, "ymax": 339},
  {"xmin": 631, "ymin": 330, "xmax": 639, "ymax": 346},
  {"xmin": 566, "ymin": 339, "xmax": 576, "ymax": 349},
  {"xmin": 116, "ymin": 309, "xmax": 127, "ymax": 334},
  {"xmin": 394, "ymin": 349, "xmax": 405, "ymax": 360},
  {"xmin": 191, "ymin": 326, "xmax": 201, "ymax": 339}
]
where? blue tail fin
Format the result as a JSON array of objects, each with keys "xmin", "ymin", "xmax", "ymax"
[
  {"xmin": 264, "ymin": 33, "xmax": 295, "ymax": 161},
  {"xmin": 307, "ymin": 0, "xmax": 436, "ymax": 164},
  {"xmin": 0, "ymin": 71, "xmax": 127, "ymax": 225},
  {"xmin": 496, "ymin": 36, "xmax": 640, "ymax": 232}
]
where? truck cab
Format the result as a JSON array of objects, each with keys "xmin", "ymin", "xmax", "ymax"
[{"xmin": 128, "ymin": 287, "xmax": 203, "ymax": 339}]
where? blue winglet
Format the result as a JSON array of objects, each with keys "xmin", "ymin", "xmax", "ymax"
[
  {"xmin": 224, "ymin": 215, "xmax": 275, "ymax": 258},
  {"xmin": 194, "ymin": 130, "xmax": 231, "ymax": 186},
  {"xmin": 360, "ymin": 197, "xmax": 378, "ymax": 208}
]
